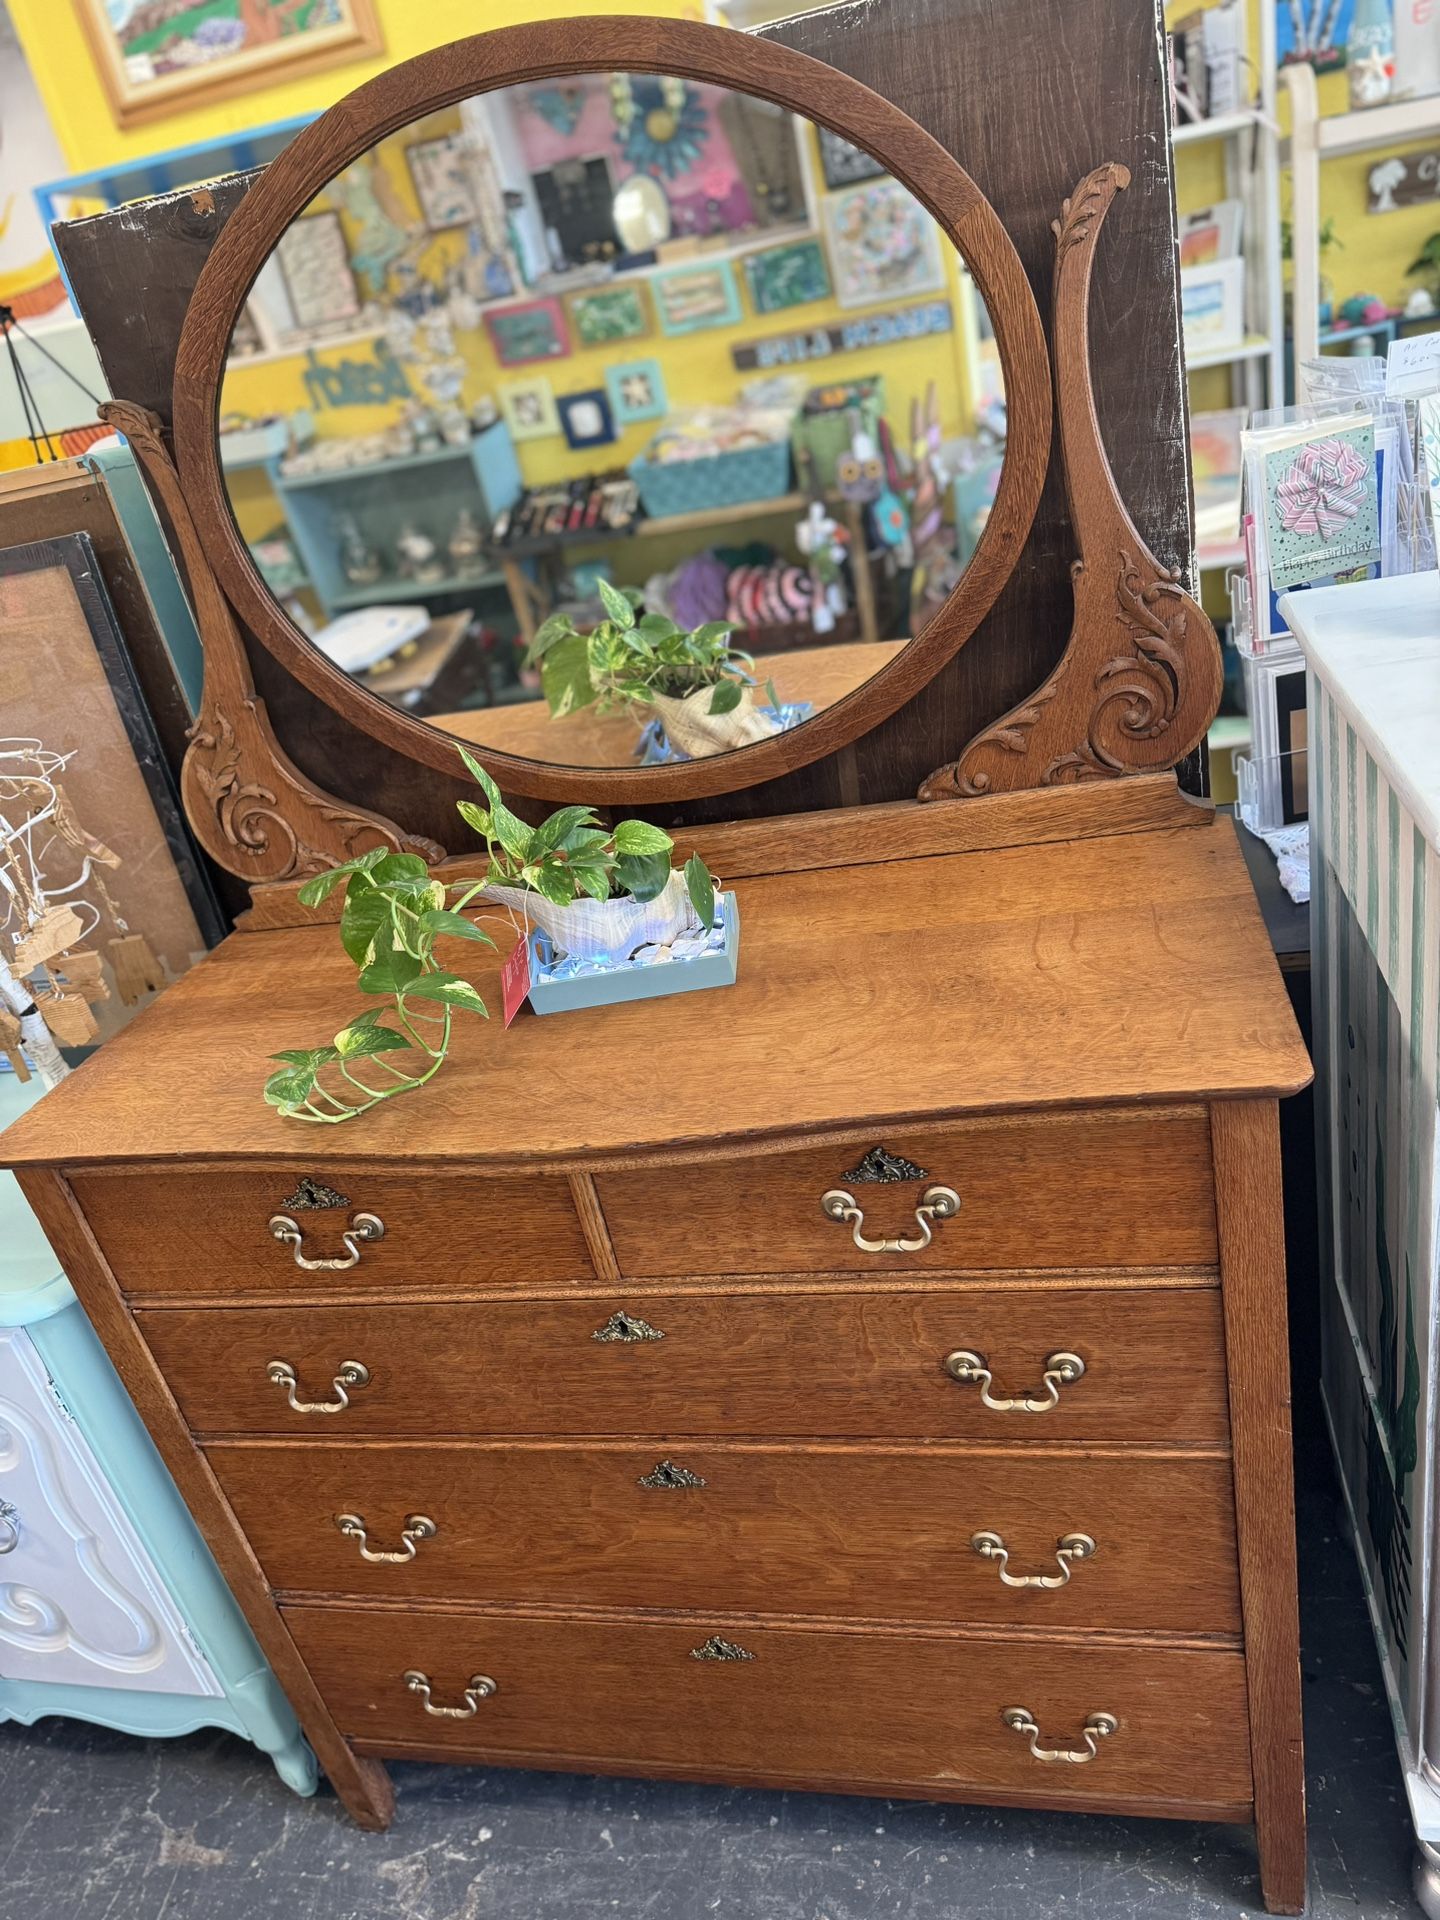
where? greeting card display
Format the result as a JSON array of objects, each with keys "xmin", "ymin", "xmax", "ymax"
[{"xmin": 1261, "ymin": 424, "xmax": 1380, "ymax": 592}]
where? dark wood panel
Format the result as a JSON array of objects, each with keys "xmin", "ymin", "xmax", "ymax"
[
  {"xmin": 213, "ymin": 1438, "xmax": 1241, "ymax": 1634},
  {"xmin": 72, "ymin": 1165, "xmax": 593, "ymax": 1296},
  {"xmin": 596, "ymin": 1106, "xmax": 1218, "ymax": 1277},
  {"xmin": 52, "ymin": 0, "xmax": 1194, "ymax": 838},
  {"xmin": 284, "ymin": 1603, "xmax": 1253, "ymax": 1808},
  {"xmin": 136, "ymin": 1284, "xmax": 1231, "ymax": 1443}
]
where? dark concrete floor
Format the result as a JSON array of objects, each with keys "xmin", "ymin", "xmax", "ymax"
[{"xmin": 0, "ymin": 1474, "xmax": 1420, "ymax": 1920}]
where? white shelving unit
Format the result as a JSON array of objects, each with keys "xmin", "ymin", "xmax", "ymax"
[
  {"xmin": 1285, "ymin": 65, "xmax": 1440, "ymax": 371},
  {"xmin": 1172, "ymin": 0, "xmax": 1286, "ymax": 579}
]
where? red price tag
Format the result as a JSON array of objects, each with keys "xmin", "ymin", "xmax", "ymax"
[{"xmin": 500, "ymin": 934, "xmax": 532, "ymax": 1027}]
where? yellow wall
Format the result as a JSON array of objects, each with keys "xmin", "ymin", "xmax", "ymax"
[{"xmin": 7, "ymin": 0, "xmax": 701, "ymax": 173}]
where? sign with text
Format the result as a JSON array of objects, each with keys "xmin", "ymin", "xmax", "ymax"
[
  {"xmin": 730, "ymin": 299, "xmax": 953, "ymax": 372},
  {"xmin": 1368, "ymin": 148, "xmax": 1440, "ymax": 214}
]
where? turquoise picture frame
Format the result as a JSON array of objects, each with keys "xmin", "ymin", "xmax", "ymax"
[
  {"xmin": 653, "ymin": 259, "xmax": 742, "ymax": 336},
  {"xmin": 606, "ymin": 357, "xmax": 668, "ymax": 425}
]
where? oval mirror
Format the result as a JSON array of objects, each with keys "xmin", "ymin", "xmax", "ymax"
[{"xmin": 215, "ymin": 67, "xmax": 1011, "ymax": 777}]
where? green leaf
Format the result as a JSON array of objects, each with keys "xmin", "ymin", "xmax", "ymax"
[
  {"xmin": 691, "ymin": 620, "xmax": 737, "ymax": 645},
  {"xmin": 457, "ymin": 744, "xmax": 501, "ymax": 807},
  {"xmin": 613, "ymin": 848, "xmax": 671, "ymax": 902},
  {"xmin": 526, "ymin": 611, "xmax": 579, "ymax": 663},
  {"xmin": 528, "ymin": 860, "xmax": 578, "ymax": 906},
  {"xmin": 358, "ymin": 942, "xmax": 424, "ymax": 997},
  {"xmin": 685, "ymin": 852, "xmax": 716, "ymax": 930},
  {"xmin": 560, "ymin": 824, "xmax": 611, "ymax": 858},
  {"xmin": 334, "ymin": 1022, "xmax": 413, "ymax": 1058},
  {"xmin": 366, "ymin": 853, "xmax": 430, "ymax": 886},
  {"xmin": 573, "ymin": 863, "xmax": 612, "ymax": 903},
  {"xmin": 420, "ymin": 908, "xmax": 495, "ymax": 945},
  {"xmin": 530, "ymin": 804, "xmax": 601, "ymax": 855},
  {"xmin": 264, "ymin": 1063, "xmax": 318, "ymax": 1110},
  {"xmin": 339, "ymin": 881, "xmax": 394, "ymax": 968},
  {"xmin": 636, "ymin": 612, "xmax": 680, "ymax": 639},
  {"xmin": 456, "ymin": 799, "xmax": 491, "ymax": 839},
  {"xmin": 611, "ymin": 818, "xmax": 674, "ymax": 857},
  {"xmin": 456, "ymin": 752, "xmax": 531, "ymax": 863},
  {"xmin": 295, "ymin": 847, "xmax": 387, "ymax": 907},
  {"xmin": 269, "ymin": 1045, "xmax": 340, "ymax": 1069},
  {"xmin": 597, "ymin": 576, "xmax": 637, "ymax": 629},
  {"xmin": 537, "ymin": 630, "xmax": 597, "ymax": 721},
  {"xmin": 404, "ymin": 971, "xmax": 489, "ymax": 1016},
  {"xmin": 708, "ymin": 679, "xmax": 743, "ymax": 716}
]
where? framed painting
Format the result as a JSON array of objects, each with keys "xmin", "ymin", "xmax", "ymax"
[
  {"xmin": 497, "ymin": 376, "xmax": 560, "ymax": 442},
  {"xmin": 744, "ymin": 238, "xmax": 832, "ymax": 315},
  {"xmin": 275, "ymin": 210, "xmax": 361, "ymax": 332},
  {"xmin": 73, "ymin": 0, "xmax": 385, "ymax": 131},
  {"xmin": 557, "ymin": 389, "xmax": 616, "ymax": 450},
  {"xmin": 405, "ymin": 133, "xmax": 479, "ymax": 231},
  {"xmin": 822, "ymin": 181, "xmax": 947, "ymax": 309},
  {"xmin": 816, "ymin": 127, "xmax": 887, "ymax": 191},
  {"xmin": 0, "ymin": 532, "xmax": 223, "ymax": 1051},
  {"xmin": 605, "ymin": 358, "xmax": 668, "ymax": 426},
  {"xmin": 566, "ymin": 284, "xmax": 650, "ymax": 348},
  {"xmin": 653, "ymin": 261, "xmax": 742, "ymax": 337},
  {"xmin": 484, "ymin": 298, "xmax": 570, "ymax": 367}
]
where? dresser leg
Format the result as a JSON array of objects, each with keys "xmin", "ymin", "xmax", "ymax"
[
  {"xmin": 1210, "ymin": 1101, "xmax": 1307, "ymax": 1916},
  {"xmin": 333, "ymin": 1753, "xmax": 395, "ymax": 1830}
]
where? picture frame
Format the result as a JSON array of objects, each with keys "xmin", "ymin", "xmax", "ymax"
[
  {"xmin": 822, "ymin": 181, "xmax": 947, "ymax": 309},
  {"xmin": 605, "ymin": 358, "xmax": 668, "ymax": 426},
  {"xmin": 743, "ymin": 239, "xmax": 832, "ymax": 315},
  {"xmin": 275, "ymin": 211, "xmax": 362, "ymax": 333},
  {"xmin": 557, "ymin": 389, "xmax": 617, "ymax": 450},
  {"xmin": 816, "ymin": 127, "xmax": 887, "ymax": 191},
  {"xmin": 72, "ymin": 0, "xmax": 384, "ymax": 132},
  {"xmin": 0, "ymin": 531, "xmax": 223, "ymax": 1047},
  {"xmin": 498, "ymin": 376, "xmax": 561, "ymax": 442},
  {"xmin": 566, "ymin": 284, "xmax": 650, "ymax": 348},
  {"xmin": 405, "ymin": 134, "xmax": 479, "ymax": 231},
  {"xmin": 652, "ymin": 260, "xmax": 743, "ymax": 336},
  {"xmin": 484, "ymin": 298, "xmax": 571, "ymax": 367}
]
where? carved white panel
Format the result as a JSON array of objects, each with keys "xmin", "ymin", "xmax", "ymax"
[{"xmin": 0, "ymin": 1328, "xmax": 219, "ymax": 1696}]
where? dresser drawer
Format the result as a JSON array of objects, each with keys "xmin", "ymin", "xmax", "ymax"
[
  {"xmin": 212, "ymin": 1440, "xmax": 1239, "ymax": 1634},
  {"xmin": 284, "ymin": 1603, "xmax": 1253, "ymax": 1811},
  {"xmin": 139, "ymin": 1284, "xmax": 1229, "ymax": 1442},
  {"xmin": 593, "ymin": 1108, "xmax": 1217, "ymax": 1278},
  {"xmin": 71, "ymin": 1168, "xmax": 593, "ymax": 1297}
]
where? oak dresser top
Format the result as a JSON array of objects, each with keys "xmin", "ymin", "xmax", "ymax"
[{"xmin": 0, "ymin": 822, "xmax": 1310, "ymax": 1172}]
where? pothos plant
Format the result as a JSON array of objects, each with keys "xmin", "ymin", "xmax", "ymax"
[
  {"xmin": 263, "ymin": 747, "xmax": 717, "ymax": 1124},
  {"xmin": 527, "ymin": 578, "xmax": 767, "ymax": 722}
]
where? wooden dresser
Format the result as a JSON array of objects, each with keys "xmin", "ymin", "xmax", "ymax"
[{"xmin": 1, "ymin": 789, "xmax": 1312, "ymax": 1913}]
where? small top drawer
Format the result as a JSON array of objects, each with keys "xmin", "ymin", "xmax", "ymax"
[
  {"xmin": 594, "ymin": 1107, "xmax": 1218, "ymax": 1278},
  {"xmin": 71, "ymin": 1168, "xmax": 594, "ymax": 1298}
]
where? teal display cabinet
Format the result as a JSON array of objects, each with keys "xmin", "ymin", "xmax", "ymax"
[{"xmin": 0, "ymin": 1071, "xmax": 314, "ymax": 1795}]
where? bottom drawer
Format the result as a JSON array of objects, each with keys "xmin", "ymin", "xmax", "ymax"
[{"xmin": 285, "ymin": 1604, "xmax": 1253, "ymax": 1813}]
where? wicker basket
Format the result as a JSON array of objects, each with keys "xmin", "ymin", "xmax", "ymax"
[{"xmin": 629, "ymin": 439, "xmax": 793, "ymax": 520}]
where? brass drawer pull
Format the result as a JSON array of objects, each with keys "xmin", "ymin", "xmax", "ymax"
[
  {"xmin": 335, "ymin": 1512, "xmax": 437, "ymax": 1563},
  {"xmin": 943, "ymin": 1349, "xmax": 1085, "ymax": 1412},
  {"xmin": 971, "ymin": 1530, "xmax": 1096, "ymax": 1589},
  {"xmin": 1002, "ymin": 1706, "xmax": 1117, "ymax": 1764},
  {"xmin": 0, "ymin": 1500, "xmax": 18, "ymax": 1555},
  {"xmin": 820, "ymin": 1184, "xmax": 960, "ymax": 1254},
  {"xmin": 403, "ymin": 1669, "xmax": 497, "ymax": 1717},
  {"xmin": 639, "ymin": 1460, "xmax": 706, "ymax": 1489},
  {"xmin": 266, "ymin": 1358, "xmax": 369, "ymax": 1414},
  {"xmin": 268, "ymin": 1210, "xmax": 384, "ymax": 1271}
]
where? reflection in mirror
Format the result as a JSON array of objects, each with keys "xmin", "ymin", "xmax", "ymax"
[{"xmin": 219, "ymin": 73, "xmax": 1005, "ymax": 769}]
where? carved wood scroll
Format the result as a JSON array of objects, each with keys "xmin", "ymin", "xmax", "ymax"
[
  {"xmin": 101, "ymin": 401, "xmax": 442, "ymax": 882},
  {"xmin": 920, "ymin": 164, "xmax": 1222, "ymax": 800}
]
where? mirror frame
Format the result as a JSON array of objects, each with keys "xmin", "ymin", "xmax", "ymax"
[{"xmin": 172, "ymin": 14, "xmax": 1051, "ymax": 804}]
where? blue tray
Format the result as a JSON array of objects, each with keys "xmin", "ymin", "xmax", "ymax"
[{"xmin": 527, "ymin": 895, "xmax": 740, "ymax": 1015}]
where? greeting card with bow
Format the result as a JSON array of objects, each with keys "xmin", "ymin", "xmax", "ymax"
[{"xmin": 1262, "ymin": 422, "xmax": 1380, "ymax": 592}]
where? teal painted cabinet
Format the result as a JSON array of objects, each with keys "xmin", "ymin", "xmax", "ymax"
[{"xmin": 0, "ymin": 1072, "xmax": 313, "ymax": 1795}]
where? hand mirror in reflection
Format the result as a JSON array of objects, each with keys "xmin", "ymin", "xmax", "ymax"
[{"xmin": 218, "ymin": 70, "xmax": 1006, "ymax": 769}]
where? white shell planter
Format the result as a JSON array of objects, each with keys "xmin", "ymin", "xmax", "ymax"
[
  {"xmin": 648, "ymin": 685, "xmax": 782, "ymax": 758},
  {"xmin": 481, "ymin": 870, "xmax": 697, "ymax": 963}
]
